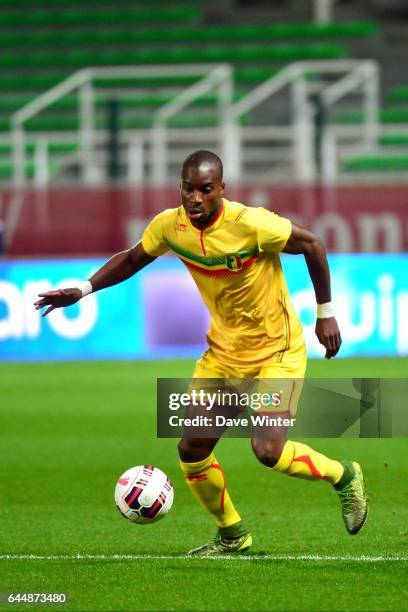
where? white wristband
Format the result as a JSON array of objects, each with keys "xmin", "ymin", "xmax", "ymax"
[
  {"xmin": 317, "ymin": 302, "xmax": 334, "ymax": 319},
  {"xmin": 78, "ymin": 280, "xmax": 93, "ymax": 298}
]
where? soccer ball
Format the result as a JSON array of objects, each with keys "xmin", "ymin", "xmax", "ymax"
[{"xmin": 114, "ymin": 465, "xmax": 173, "ymax": 524}]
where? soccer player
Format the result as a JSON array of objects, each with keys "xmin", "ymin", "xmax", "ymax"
[{"xmin": 34, "ymin": 150, "xmax": 368, "ymax": 554}]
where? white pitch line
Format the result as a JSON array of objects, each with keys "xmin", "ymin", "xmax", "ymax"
[{"xmin": 0, "ymin": 554, "xmax": 407, "ymax": 562}]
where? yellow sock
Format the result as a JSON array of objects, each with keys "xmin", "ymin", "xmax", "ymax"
[
  {"xmin": 180, "ymin": 453, "xmax": 241, "ymax": 527},
  {"xmin": 273, "ymin": 440, "xmax": 344, "ymax": 485}
]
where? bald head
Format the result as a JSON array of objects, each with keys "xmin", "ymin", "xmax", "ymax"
[
  {"xmin": 181, "ymin": 150, "xmax": 223, "ymax": 181},
  {"xmin": 180, "ymin": 150, "xmax": 225, "ymax": 228}
]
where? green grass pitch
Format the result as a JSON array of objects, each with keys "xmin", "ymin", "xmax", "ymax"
[{"xmin": 1, "ymin": 358, "xmax": 407, "ymax": 611}]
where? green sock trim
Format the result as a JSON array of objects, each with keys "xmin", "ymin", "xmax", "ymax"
[
  {"xmin": 219, "ymin": 521, "xmax": 248, "ymax": 540},
  {"xmin": 334, "ymin": 460, "xmax": 354, "ymax": 490}
]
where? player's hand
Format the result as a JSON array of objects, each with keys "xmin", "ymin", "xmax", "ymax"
[
  {"xmin": 34, "ymin": 288, "xmax": 82, "ymax": 317},
  {"xmin": 315, "ymin": 317, "xmax": 342, "ymax": 359}
]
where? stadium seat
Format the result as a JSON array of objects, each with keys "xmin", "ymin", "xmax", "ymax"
[
  {"xmin": 0, "ymin": 142, "xmax": 78, "ymax": 155},
  {"xmin": 0, "ymin": 44, "xmax": 348, "ymax": 70},
  {"xmin": 0, "ymin": 22, "xmax": 378, "ymax": 47},
  {"xmin": 343, "ymin": 154, "xmax": 408, "ymax": 171},
  {"xmin": 0, "ymin": 0, "xmax": 381, "ymax": 184},
  {"xmin": 0, "ymin": 160, "xmax": 59, "ymax": 178},
  {"xmin": 0, "ymin": 7, "xmax": 201, "ymax": 26},
  {"xmin": 387, "ymin": 85, "xmax": 408, "ymax": 103},
  {"xmin": 0, "ymin": 92, "xmax": 244, "ymax": 114},
  {"xmin": 0, "ymin": 111, "xmax": 250, "ymax": 132},
  {"xmin": 335, "ymin": 107, "xmax": 408, "ymax": 123},
  {"xmin": 0, "ymin": 69, "xmax": 285, "ymax": 93},
  {"xmin": 0, "ymin": 67, "xmax": 318, "ymax": 94},
  {"xmin": 379, "ymin": 134, "xmax": 408, "ymax": 145}
]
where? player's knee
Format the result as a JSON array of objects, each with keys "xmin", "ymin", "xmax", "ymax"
[
  {"xmin": 177, "ymin": 438, "xmax": 192, "ymax": 461},
  {"xmin": 177, "ymin": 438, "xmax": 214, "ymax": 463},
  {"xmin": 252, "ymin": 437, "xmax": 285, "ymax": 468}
]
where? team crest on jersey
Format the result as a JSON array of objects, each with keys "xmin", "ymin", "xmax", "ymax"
[
  {"xmin": 225, "ymin": 254, "xmax": 243, "ymax": 271},
  {"xmin": 176, "ymin": 222, "xmax": 188, "ymax": 232}
]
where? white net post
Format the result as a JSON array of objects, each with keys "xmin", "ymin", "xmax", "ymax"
[
  {"xmin": 127, "ymin": 137, "xmax": 145, "ymax": 185},
  {"xmin": 34, "ymin": 138, "xmax": 49, "ymax": 188},
  {"xmin": 79, "ymin": 82, "xmax": 99, "ymax": 185},
  {"xmin": 291, "ymin": 75, "xmax": 316, "ymax": 183},
  {"xmin": 313, "ymin": 0, "xmax": 336, "ymax": 23}
]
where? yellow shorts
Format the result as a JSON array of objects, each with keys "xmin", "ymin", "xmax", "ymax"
[{"xmin": 192, "ymin": 342, "xmax": 306, "ymax": 417}]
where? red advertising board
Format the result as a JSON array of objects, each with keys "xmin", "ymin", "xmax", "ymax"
[{"xmin": 1, "ymin": 185, "xmax": 407, "ymax": 255}]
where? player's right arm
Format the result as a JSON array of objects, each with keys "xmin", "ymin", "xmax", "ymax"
[
  {"xmin": 34, "ymin": 242, "xmax": 156, "ymax": 317},
  {"xmin": 89, "ymin": 242, "xmax": 156, "ymax": 292},
  {"xmin": 34, "ymin": 209, "xmax": 172, "ymax": 316}
]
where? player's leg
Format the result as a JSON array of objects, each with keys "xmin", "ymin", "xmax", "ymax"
[
  {"xmin": 178, "ymin": 351, "xmax": 251, "ymax": 554},
  {"xmin": 178, "ymin": 434, "xmax": 232, "ymax": 528},
  {"xmin": 251, "ymin": 376, "xmax": 344, "ymax": 484},
  {"xmin": 252, "ymin": 349, "xmax": 368, "ymax": 534},
  {"xmin": 252, "ymin": 426, "xmax": 368, "ymax": 535},
  {"xmin": 251, "ymin": 416, "xmax": 344, "ymax": 484}
]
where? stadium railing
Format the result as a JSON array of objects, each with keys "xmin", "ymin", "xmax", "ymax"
[
  {"xmin": 10, "ymin": 64, "xmax": 234, "ymax": 189},
  {"xmin": 9, "ymin": 60, "xmax": 381, "ymax": 193}
]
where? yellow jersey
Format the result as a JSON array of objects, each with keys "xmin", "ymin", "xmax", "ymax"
[{"xmin": 141, "ymin": 198, "xmax": 304, "ymax": 367}]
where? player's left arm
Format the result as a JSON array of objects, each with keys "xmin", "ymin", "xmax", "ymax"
[{"xmin": 283, "ymin": 222, "xmax": 341, "ymax": 359}]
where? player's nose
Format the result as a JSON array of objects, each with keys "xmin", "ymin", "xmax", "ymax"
[{"xmin": 190, "ymin": 192, "xmax": 203, "ymax": 205}]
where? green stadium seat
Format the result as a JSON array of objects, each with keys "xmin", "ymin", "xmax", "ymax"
[
  {"xmin": 0, "ymin": 0, "xmax": 232, "ymax": 4},
  {"xmin": 0, "ymin": 73, "xmax": 203, "ymax": 91},
  {"xmin": 0, "ymin": 7, "xmax": 200, "ymax": 27},
  {"xmin": 379, "ymin": 134, "xmax": 408, "ymax": 145},
  {"xmin": 0, "ymin": 160, "xmax": 59, "ymax": 178},
  {"xmin": 0, "ymin": 67, "xmax": 315, "ymax": 93},
  {"xmin": 0, "ymin": 44, "xmax": 347, "ymax": 70},
  {"xmin": 336, "ymin": 107, "xmax": 408, "ymax": 124},
  {"xmin": 0, "ymin": 0, "xmax": 377, "ymax": 189},
  {"xmin": 93, "ymin": 75, "xmax": 213, "ymax": 89},
  {"xmin": 0, "ymin": 94, "xmax": 37, "ymax": 112},
  {"xmin": 343, "ymin": 154, "xmax": 408, "ymax": 171},
  {"xmin": 0, "ymin": 110, "xmax": 250, "ymax": 132},
  {"xmin": 0, "ymin": 142, "xmax": 78, "ymax": 155},
  {"xmin": 0, "ymin": 22, "xmax": 378, "ymax": 47},
  {"xmin": 0, "ymin": 73, "xmax": 65, "ymax": 91},
  {"xmin": 0, "ymin": 91, "xmax": 244, "ymax": 115},
  {"xmin": 92, "ymin": 70, "xmax": 282, "ymax": 90},
  {"xmin": 387, "ymin": 85, "xmax": 408, "ymax": 103}
]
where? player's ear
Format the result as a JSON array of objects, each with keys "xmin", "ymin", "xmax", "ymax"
[{"xmin": 220, "ymin": 181, "xmax": 225, "ymax": 195}]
